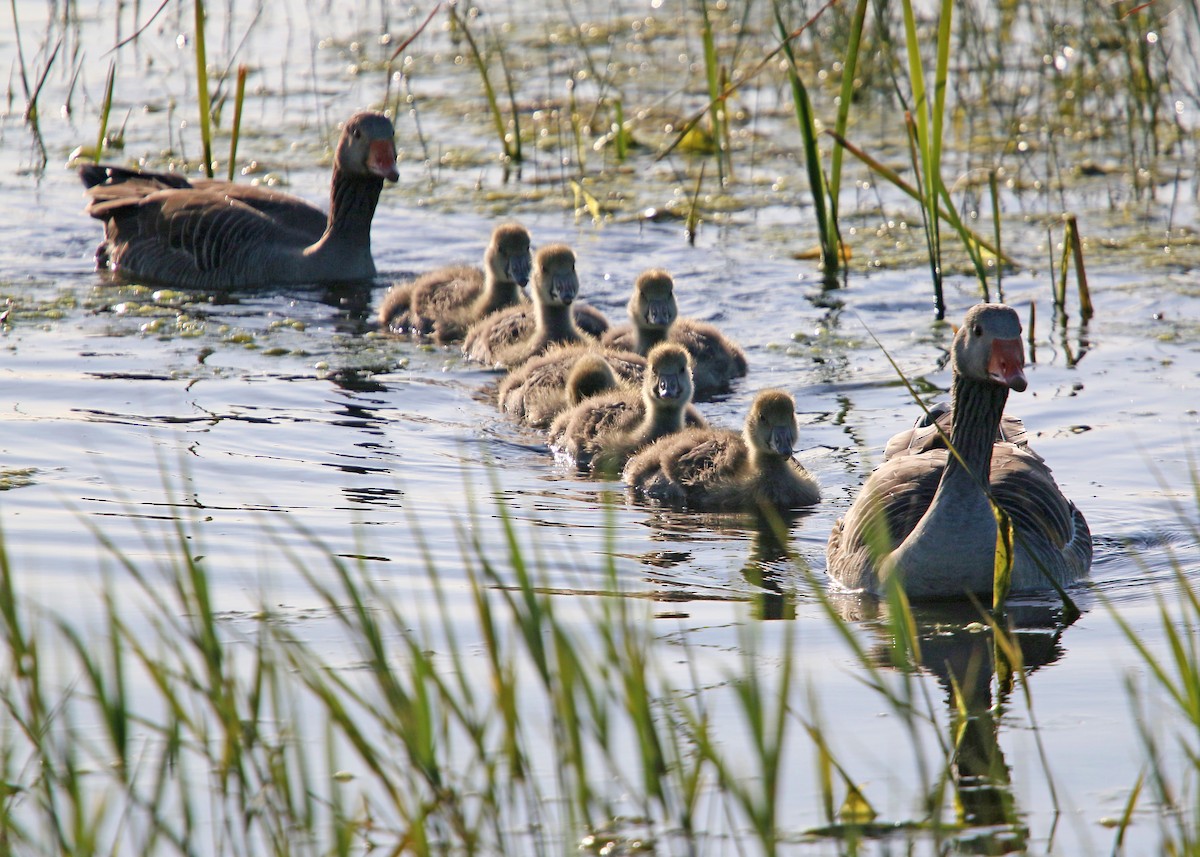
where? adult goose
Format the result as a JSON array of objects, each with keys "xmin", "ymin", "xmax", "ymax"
[
  {"xmin": 825, "ymin": 303, "xmax": 1092, "ymax": 600},
  {"xmin": 624, "ymin": 389, "xmax": 819, "ymax": 512},
  {"xmin": 602, "ymin": 268, "xmax": 747, "ymax": 398},
  {"xmin": 463, "ymin": 244, "xmax": 588, "ymax": 369},
  {"xmin": 498, "ymin": 339, "xmax": 649, "ymax": 428},
  {"xmin": 550, "ymin": 342, "xmax": 703, "ymax": 475},
  {"xmin": 80, "ymin": 111, "xmax": 398, "ymax": 289},
  {"xmin": 377, "ymin": 222, "xmax": 532, "ymax": 341}
]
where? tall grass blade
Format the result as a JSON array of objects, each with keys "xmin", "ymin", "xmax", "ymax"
[
  {"xmin": 656, "ymin": 0, "xmax": 840, "ymax": 162},
  {"xmin": 193, "ymin": 0, "xmax": 214, "ymax": 177},
  {"xmin": 828, "ymin": 0, "xmax": 867, "ymax": 218},
  {"xmin": 226, "ymin": 64, "xmax": 247, "ymax": 182},
  {"xmin": 1066, "ymin": 215, "xmax": 1093, "ymax": 320},
  {"xmin": 447, "ymin": 3, "xmax": 519, "ymax": 163},
  {"xmin": 828, "ymin": 130, "xmax": 1015, "ymax": 268},
  {"xmin": 897, "ymin": 0, "xmax": 994, "ymax": 310},
  {"xmin": 989, "ymin": 169, "xmax": 1004, "ymax": 302},
  {"xmin": 773, "ymin": 1, "xmax": 839, "ymax": 276},
  {"xmin": 992, "ymin": 504, "xmax": 1014, "ymax": 609},
  {"xmin": 686, "ymin": 162, "xmax": 705, "ymax": 245},
  {"xmin": 698, "ymin": 1, "xmax": 727, "ymax": 184},
  {"xmin": 94, "ymin": 60, "xmax": 116, "ymax": 163}
]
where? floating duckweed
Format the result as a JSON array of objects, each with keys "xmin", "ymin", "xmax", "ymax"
[
  {"xmin": 262, "ymin": 347, "xmax": 290, "ymax": 356},
  {"xmin": 268, "ymin": 318, "xmax": 306, "ymax": 332},
  {"xmin": 0, "ymin": 468, "xmax": 36, "ymax": 491},
  {"xmin": 227, "ymin": 331, "xmax": 256, "ymax": 344}
]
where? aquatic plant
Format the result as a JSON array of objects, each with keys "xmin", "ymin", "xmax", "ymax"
[
  {"xmin": 0, "ymin": 473, "xmax": 1085, "ymax": 856},
  {"xmin": 447, "ymin": 2, "xmax": 522, "ymax": 164}
]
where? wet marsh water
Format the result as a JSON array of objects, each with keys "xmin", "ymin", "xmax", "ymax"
[{"xmin": 2, "ymin": 0, "xmax": 1200, "ymax": 853}]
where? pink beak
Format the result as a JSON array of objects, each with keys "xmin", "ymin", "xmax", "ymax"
[
  {"xmin": 368, "ymin": 139, "xmax": 399, "ymax": 182},
  {"xmin": 988, "ymin": 336, "xmax": 1027, "ymax": 392}
]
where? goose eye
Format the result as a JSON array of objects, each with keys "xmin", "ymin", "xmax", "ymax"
[{"xmin": 972, "ymin": 323, "xmax": 983, "ymax": 336}]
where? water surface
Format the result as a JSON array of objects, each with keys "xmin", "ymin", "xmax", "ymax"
[{"xmin": 1, "ymin": 0, "xmax": 1199, "ymax": 852}]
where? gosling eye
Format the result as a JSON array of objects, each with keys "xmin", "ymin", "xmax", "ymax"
[{"xmin": 972, "ymin": 323, "xmax": 983, "ymax": 337}]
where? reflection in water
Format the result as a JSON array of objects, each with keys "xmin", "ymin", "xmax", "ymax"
[
  {"xmin": 740, "ymin": 511, "xmax": 811, "ymax": 621},
  {"xmin": 630, "ymin": 505, "xmax": 817, "ymax": 619},
  {"xmin": 842, "ymin": 597, "xmax": 1074, "ymax": 853}
]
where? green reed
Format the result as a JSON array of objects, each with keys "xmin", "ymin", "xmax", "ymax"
[
  {"xmin": 1, "ymin": 460, "xmax": 1197, "ymax": 853},
  {"xmin": 698, "ymin": 1, "xmax": 730, "ymax": 185},
  {"xmin": 94, "ymin": 60, "xmax": 116, "ymax": 163},
  {"xmin": 774, "ymin": 4, "xmax": 835, "ymax": 278},
  {"xmin": 447, "ymin": 3, "xmax": 521, "ymax": 164},
  {"xmin": 193, "ymin": 0, "xmax": 215, "ymax": 178},
  {"xmin": 1109, "ymin": 456, "xmax": 1200, "ymax": 855},
  {"xmin": 226, "ymin": 65, "xmax": 247, "ymax": 182},
  {"xmin": 1055, "ymin": 214, "xmax": 1093, "ymax": 328}
]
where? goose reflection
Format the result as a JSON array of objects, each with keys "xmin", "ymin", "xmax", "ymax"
[
  {"xmin": 837, "ymin": 595, "xmax": 1077, "ymax": 853},
  {"xmin": 629, "ymin": 507, "xmax": 815, "ymax": 620}
]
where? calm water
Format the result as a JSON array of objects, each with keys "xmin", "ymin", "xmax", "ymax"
[{"xmin": 1, "ymin": 0, "xmax": 1199, "ymax": 852}]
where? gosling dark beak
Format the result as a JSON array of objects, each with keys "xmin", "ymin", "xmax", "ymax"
[
  {"xmin": 988, "ymin": 336, "xmax": 1027, "ymax": 392},
  {"xmin": 508, "ymin": 253, "xmax": 532, "ymax": 288},
  {"xmin": 768, "ymin": 425, "xmax": 796, "ymax": 457},
  {"xmin": 656, "ymin": 372, "xmax": 682, "ymax": 400},
  {"xmin": 548, "ymin": 272, "xmax": 578, "ymax": 304},
  {"xmin": 368, "ymin": 140, "xmax": 400, "ymax": 182},
  {"xmin": 645, "ymin": 299, "xmax": 674, "ymax": 327}
]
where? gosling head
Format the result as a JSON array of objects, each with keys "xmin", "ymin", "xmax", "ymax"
[
  {"xmin": 338, "ymin": 111, "xmax": 399, "ymax": 182},
  {"xmin": 566, "ymin": 353, "xmax": 618, "ymax": 405},
  {"xmin": 629, "ymin": 269, "xmax": 678, "ymax": 331},
  {"xmin": 744, "ymin": 389, "xmax": 799, "ymax": 460},
  {"xmin": 953, "ymin": 303, "xmax": 1027, "ymax": 393},
  {"xmin": 485, "ymin": 223, "xmax": 532, "ymax": 288},
  {"xmin": 531, "ymin": 244, "xmax": 579, "ymax": 307},
  {"xmin": 642, "ymin": 342, "xmax": 694, "ymax": 409}
]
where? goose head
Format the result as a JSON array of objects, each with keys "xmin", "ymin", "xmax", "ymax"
[
  {"xmin": 953, "ymin": 304, "xmax": 1027, "ymax": 392},
  {"xmin": 532, "ymin": 244, "xmax": 579, "ymax": 306},
  {"xmin": 485, "ymin": 223, "xmax": 533, "ymax": 287},
  {"xmin": 629, "ymin": 269, "xmax": 678, "ymax": 330},
  {"xmin": 338, "ymin": 112, "xmax": 399, "ymax": 182},
  {"xmin": 744, "ymin": 389, "xmax": 798, "ymax": 459},
  {"xmin": 643, "ymin": 342, "xmax": 694, "ymax": 408}
]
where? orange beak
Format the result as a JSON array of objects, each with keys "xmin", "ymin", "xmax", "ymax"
[
  {"xmin": 988, "ymin": 336, "xmax": 1027, "ymax": 392},
  {"xmin": 368, "ymin": 139, "xmax": 399, "ymax": 182}
]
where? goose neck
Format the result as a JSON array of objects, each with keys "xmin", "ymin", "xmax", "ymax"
[{"xmin": 319, "ymin": 168, "xmax": 383, "ymax": 250}]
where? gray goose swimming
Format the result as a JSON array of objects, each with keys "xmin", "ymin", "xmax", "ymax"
[
  {"xmin": 80, "ymin": 111, "xmax": 398, "ymax": 289},
  {"xmin": 825, "ymin": 303, "xmax": 1092, "ymax": 600},
  {"xmin": 602, "ymin": 268, "xmax": 747, "ymax": 398},
  {"xmin": 549, "ymin": 342, "xmax": 703, "ymax": 475},
  {"xmin": 624, "ymin": 389, "xmax": 819, "ymax": 512},
  {"xmin": 463, "ymin": 244, "xmax": 589, "ymax": 369},
  {"xmin": 377, "ymin": 222, "xmax": 532, "ymax": 341}
]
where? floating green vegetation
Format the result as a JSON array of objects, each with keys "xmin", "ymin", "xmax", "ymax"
[{"xmin": 0, "ymin": 468, "xmax": 37, "ymax": 491}]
